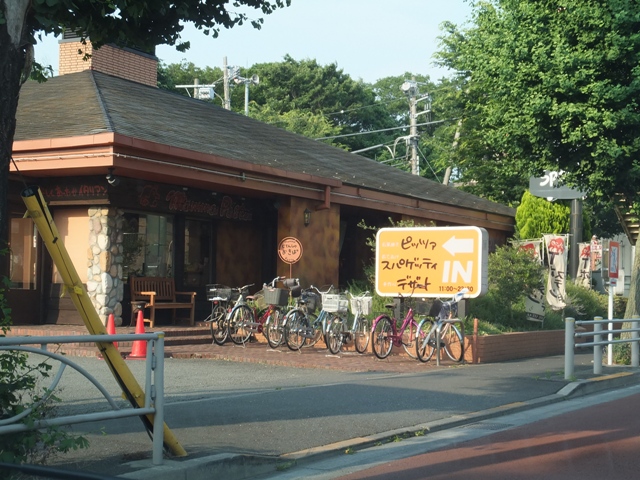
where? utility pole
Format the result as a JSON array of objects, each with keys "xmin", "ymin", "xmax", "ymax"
[
  {"xmin": 223, "ymin": 57, "xmax": 231, "ymax": 110},
  {"xmin": 409, "ymin": 85, "xmax": 419, "ymax": 176},
  {"xmin": 401, "ymin": 78, "xmax": 419, "ymax": 175},
  {"xmin": 400, "ymin": 78, "xmax": 431, "ymax": 176}
]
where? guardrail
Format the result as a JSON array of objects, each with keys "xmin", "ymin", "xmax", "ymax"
[
  {"xmin": 0, "ymin": 333, "xmax": 165, "ymax": 465},
  {"xmin": 564, "ymin": 317, "xmax": 640, "ymax": 380}
]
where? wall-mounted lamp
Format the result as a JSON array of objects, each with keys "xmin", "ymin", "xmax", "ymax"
[
  {"xmin": 106, "ymin": 168, "xmax": 120, "ymax": 187},
  {"xmin": 304, "ymin": 208, "xmax": 311, "ymax": 227}
]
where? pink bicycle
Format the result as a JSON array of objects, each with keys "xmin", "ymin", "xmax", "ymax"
[{"xmin": 370, "ymin": 286, "xmax": 426, "ymax": 360}]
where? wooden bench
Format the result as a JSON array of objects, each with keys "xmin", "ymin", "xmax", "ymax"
[{"xmin": 130, "ymin": 277, "xmax": 196, "ymax": 328}]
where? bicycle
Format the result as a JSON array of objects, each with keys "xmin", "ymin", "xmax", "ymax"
[
  {"xmin": 370, "ymin": 286, "xmax": 426, "ymax": 360},
  {"xmin": 205, "ymin": 284, "xmax": 238, "ymax": 346},
  {"xmin": 220, "ymin": 283, "xmax": 256, "ymax": 345},
  {"xmin": 325, "ymin": 291, "xmax": 372, "ymax": 355},
  {"xmin": 229, "ymin": 276, "xmax": 288, "ymax": 347},
  {"xmin": 416, "ymin": 289, "xmax": 468, "ymax": 363},
  {"xmin": 263, "ymin": 277, "xmax": 301, "ymax": 349},
  {"xmin": 284, "ymin": 285, "xmax": 336, "ymax": 351}
]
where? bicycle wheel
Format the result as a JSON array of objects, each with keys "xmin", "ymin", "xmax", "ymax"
[
  {"xmin": 264, "ymin": 308, "xmax": 284, "ymax": 348},
  {"xmin": 303, "ymin": 312, "xmax": 323, "ymax": 348},
  {"xmin": 228, "ymin": 305, "xmax": 253, "ymax": 345},
  {"xmin": 401, "ymin": 321, "xmax": 419, "ymax": 359},
  {"xmin": 416, "ymin": 318, "xmax": 436, "ymax": 362},
  {"xmin": 285, "ymin": 309, "xmax": 308, "ymax": 351},
  {"xmin": 353, "ymin": 316, "xmax": 370, "ymax": 354},
  {"xmin": 325, "ymin": 315, "xmax": 344, "ymax": 354},
  {"xmin": 371, "ymin": 315, "xmax": 394, "ymax": 359},
  {"xmin": 442, "ymin": 324, "xmax": 464, "ymax": 362},
  {"xmin": 209, "ymin": 304, "xmax": 229, "ymax": 345}
]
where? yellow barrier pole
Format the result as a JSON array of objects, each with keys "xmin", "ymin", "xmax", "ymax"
[{"xmin": 21, "ymin": 186, "xmax": 187, "ymax": 458}]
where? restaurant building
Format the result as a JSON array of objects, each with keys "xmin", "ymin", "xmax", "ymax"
[{"xmin": 8, "ymin": 39, "xmax": 515, "ymax": 326}]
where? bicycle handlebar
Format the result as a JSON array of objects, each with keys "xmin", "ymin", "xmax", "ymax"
[
  {"xmin": 347, "ymin": 291, "xmax": 370, "ymax": 299},
  {"xmin": 309, "ymin": 284, "xmax": 335, "ymax": 294},
  {"xmin": 233, "ymin": 283, "xmax": 255, "ymax": 293},
  {"xmin": 265, "ymin": 276, "xmax": 286, "ymax": 288}
]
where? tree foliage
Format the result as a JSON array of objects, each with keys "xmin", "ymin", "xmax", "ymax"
[
  {"xmin": 437, "ymin": 0, "xmax": 640, "ymax": 318},
  {"xmin": 437, "ymin": 0, "xmax": 640, "ymax": 204},
  {"xmin": 515, "ymin": 191, "xmax": 570, "ymax": 239}
]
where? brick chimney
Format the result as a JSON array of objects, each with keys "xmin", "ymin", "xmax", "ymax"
[{"xmin": 59, "ymin": 32, "xmax": 158, "ymax": 87}]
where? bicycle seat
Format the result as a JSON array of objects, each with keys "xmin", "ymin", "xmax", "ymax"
[{"xmin": 384, "ymin": 303, "xmax": 396, "ymax": 310}]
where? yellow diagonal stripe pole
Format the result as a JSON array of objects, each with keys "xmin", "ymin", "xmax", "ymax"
[{"xmin": 21, "ymin": 186, "xmax": 187, "ymax": 458}]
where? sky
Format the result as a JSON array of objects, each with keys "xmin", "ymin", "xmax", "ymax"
[{"xmin": 33, "ymin": 0, "xmax": 473, "ymax": 84}]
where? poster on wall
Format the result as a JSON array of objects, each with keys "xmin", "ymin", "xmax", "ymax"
[
  {"xmin": 577, "ymin": 242, "xmax": 592, "ymax": 289},
  {"xmin": 544, "ymin": 234, "xmax": 568, "ymax": 310}
]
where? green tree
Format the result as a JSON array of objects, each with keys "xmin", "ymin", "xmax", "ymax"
[
  {"xmin": 0, "ymin": 0, "xmax": 290, "ymax": 278},
  {"xmin": 250, "ymin": 104, "xmax": 342, "ymax": 140},
  {"xmin": 437, "ymin": 0, "xmax": 640, "ymax": 316},
  {"xmin": 515, "ymin": 191, "xmax": 570, "ymax": 239},
  {"xmin": 157, "ymin": 60, "xmax": 224, "ymax": 97},
  {"xmin": 242, "ymin": 56, "xmax": 397, "ymax": 152}
]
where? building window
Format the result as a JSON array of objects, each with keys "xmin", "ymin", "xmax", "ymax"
[
  {"xmin": 184, "ymin": 219, "xmax": 212, "ymax": 288},
  {"xmin": 9, "ymin": 218, "xmax": 37, "ymax": 290},
  {"xmin": 123, "ymin": 212, "xmax": 173, "ymax": 280}
]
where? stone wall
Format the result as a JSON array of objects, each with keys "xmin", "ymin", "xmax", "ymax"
[{"xmin": 87, "ymin": 208, "xmax": 124, "ymax": 326}]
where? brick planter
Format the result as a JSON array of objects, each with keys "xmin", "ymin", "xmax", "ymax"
[{"xmin": 468, "ymin": 330, "xmax": 565, "ymax": 364}]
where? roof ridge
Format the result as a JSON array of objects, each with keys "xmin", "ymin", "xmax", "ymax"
[{"xmin": 89, "ymin": 71, "xmax": 115, "ymax": 132}]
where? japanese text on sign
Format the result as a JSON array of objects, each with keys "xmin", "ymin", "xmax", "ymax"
[
  {"xmin": 278, "ymin": 237, "xmax": 303, "ymax": 264},
  {"xmin": 375, "ymin": 227, "xmax": 488, "ymax": 298}
]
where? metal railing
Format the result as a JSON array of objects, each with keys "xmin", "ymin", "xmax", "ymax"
[
  {"xmin": 564, "ymin": 316, "xmax": 640, "ymax": 380},
  {"xmin": 0, "ymin": 333, "xmax": 166, "ymax": 465}
]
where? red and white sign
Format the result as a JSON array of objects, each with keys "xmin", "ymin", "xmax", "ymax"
[{"xmin": 609, "ymin": 241, "xmax": 620, "ymax": 279}]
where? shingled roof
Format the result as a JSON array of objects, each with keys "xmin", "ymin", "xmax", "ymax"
[{"xmin": 15, "ymin": 70, "xmax": 515, "ymax": 219}]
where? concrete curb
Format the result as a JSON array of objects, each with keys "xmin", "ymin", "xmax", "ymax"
[{"xmin": 116, "ymin": 371, "xmax": 640, "ymax": 480}]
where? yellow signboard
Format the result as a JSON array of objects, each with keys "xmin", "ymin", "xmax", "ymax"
[{"xmin": 375, "ymin": 226, "xmax": 488, "ymax": 297}]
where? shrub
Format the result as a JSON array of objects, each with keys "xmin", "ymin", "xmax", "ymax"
[
  {"xmin": 0, "ymin": 266, "xmax": 89, "ymax": 473},
  {"xmin": 467, "ymin": 244, "xmax": 545, "ymax": 329}
]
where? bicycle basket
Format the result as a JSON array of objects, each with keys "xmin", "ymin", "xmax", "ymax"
[
  {"xmin": 206, "ymin": 284, "xmax": 232, "ymax": 302},
  {"xmin": 264, "ymin": 287, "xmax": 289, "ymax": 306},
  {"xmin": 349, "ymin": 296, "xmax": 373, "ymax": 316},
  {"xmin": 322, "ymin": 293, "xmax": 348, "ymax": 313},
  {"xmin": 252, "ymin": 290, "xmax": 266, "ymax": 310},
  {"xmin": 301, "ymin": 290, "xmax": 320, "ymax": 312}
]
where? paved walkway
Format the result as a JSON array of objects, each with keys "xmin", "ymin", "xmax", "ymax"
[{"xmin": 8, "ymin": 324, "xmax": 449, "ymax": 374}]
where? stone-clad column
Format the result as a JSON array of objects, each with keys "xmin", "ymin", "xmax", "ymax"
[{"xmin": 87, "ymin": 207, "xmax": 124, "ymax": 326}]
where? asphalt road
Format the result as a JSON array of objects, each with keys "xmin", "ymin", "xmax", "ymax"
[{"xmin": 42, "ymin": 353, "xmax": 581, "ymax": 475}]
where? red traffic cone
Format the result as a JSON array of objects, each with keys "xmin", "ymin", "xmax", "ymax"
[
  {"xmin": 127, "ymin": 309, "xmax": 147, "ymax": 360},
  {"xmin": 106, "ymin": 313, "xmax": 118, "ymax": 349}
]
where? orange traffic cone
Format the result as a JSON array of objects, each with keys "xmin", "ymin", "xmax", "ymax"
[
  {"xmin": 127, "ymin": 309, "xmax": 147, "ymax": 360},
  {"xmin": 106, "ymin": 313, "xmax": 118, "ymax": 349}
]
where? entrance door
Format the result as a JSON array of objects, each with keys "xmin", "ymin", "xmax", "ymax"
[{"xmin": 7, "ymin": 217, "xmax": 41, "ymax": 325}]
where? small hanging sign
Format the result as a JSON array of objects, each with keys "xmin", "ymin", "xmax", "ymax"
[{"xmin": 278, "ymin": 237, "xmax": 303, "ymax": 264}]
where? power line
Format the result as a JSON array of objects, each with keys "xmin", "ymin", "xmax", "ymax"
[{"xmin": 314, "ymin": 119, "xmax": 449, "ymax": 141}]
